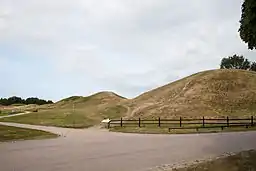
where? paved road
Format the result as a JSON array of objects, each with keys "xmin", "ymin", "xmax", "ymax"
[{"xmin": 1, "ymin": 120, "xmax": 256, "ymax": 171}]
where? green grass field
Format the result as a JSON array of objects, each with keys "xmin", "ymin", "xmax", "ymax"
[
  {"xmin": 0, "ymin": 105, "xmax": 127, "ymax": 128},
  {"xmin": 0, "ymin": 125, "xmax": 57, "ymax": 142},
  {"xmin": 0, "ymin": 113, "xmax": 7, "ymax": 116},
  {"xmin": 0, "ymin": 110, "xmax": 95, "ymax": 128},
  {"xmin": 0, "ymin": 110, "xmax": 21, "ymax": 116},
  {"xmin": 172, "ymin": 150, "xmax": 256, "ymax": 171}
]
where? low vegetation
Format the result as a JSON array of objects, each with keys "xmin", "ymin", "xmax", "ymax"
[
  {"xmin": 0, "ymin": 125, "xmax": 57, "ymax": 142},
  {"xmin": 172, "ymin": 150, "xmax": 256, "ymax": 171}
]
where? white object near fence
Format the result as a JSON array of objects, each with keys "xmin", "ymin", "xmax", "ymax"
[
  {"xmin": 101, "ymin": 118, "xmax": 111, "ymax": 128},
  {"xmin": 101, "ymin": 118, "xmax": 110, "ymax": 123}
]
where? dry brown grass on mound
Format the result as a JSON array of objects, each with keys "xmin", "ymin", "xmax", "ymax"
[{"xmin": 123, "ymin": 69, "xmax": 256, "ymax": 119}]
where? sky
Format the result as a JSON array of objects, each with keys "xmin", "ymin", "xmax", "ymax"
[{"xmin": 0, "ymin": 0, "xmax": 255, "ymax": 101}]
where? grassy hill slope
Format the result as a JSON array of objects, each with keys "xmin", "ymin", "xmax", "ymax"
[
  {"xmin": 0, "ymin": 91, "xmax": 127, "ymax": 128},
  {"xmin": 124, "ymin": 69, "xmax": 256, "ymax": 118},
  {"xmin": 1, "ymin": 69, "xmax": 256, "ymax": 128}
]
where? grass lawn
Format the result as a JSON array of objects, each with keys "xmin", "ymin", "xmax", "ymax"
[
  {"xmin": 0, "ymin": 113, "xmax": 8, "ymax": 117},
  {"xmin": 0, "ymin": 110, "xmax": 24, "ymax": 116},
  {"xmin": 110, "ymin": 125, "xmax": 256, "ymax": 134},
  {"xmin": 0, "ymin": 105, "xmax": 127, "ymax": 128},
  {"xmin": 172, "ymin": 150, "xmax": 256, "ymax": 171},
  {"xmin": 0, "ymin": 110, "xmax": 95, "ymax": 128},
  {"xmin": 0, "ymin": 125, "xmax": 57, "ymax": 142}
]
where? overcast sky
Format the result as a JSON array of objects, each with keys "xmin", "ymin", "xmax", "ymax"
[{"xmin": 0, "ymin": 0, "xmax": 255, "ymax": 101}]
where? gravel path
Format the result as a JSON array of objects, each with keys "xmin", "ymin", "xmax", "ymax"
[{"xmin": 0, "ymin": 114, "xmax": 256, "ymax": 171}]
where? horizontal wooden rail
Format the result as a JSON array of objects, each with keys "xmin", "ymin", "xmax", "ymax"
[{"xmin": 108, "ymin": 116, "xmax": 255, "ymax": 130}]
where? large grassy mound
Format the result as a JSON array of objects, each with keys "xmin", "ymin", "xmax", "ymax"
[{"xmin": 124, "ymin": 69, "xmax": 256, "ymax": 119}]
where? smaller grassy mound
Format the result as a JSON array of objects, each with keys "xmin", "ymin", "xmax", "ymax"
[
  {"xmin": 0, "ymin": 92, "xmax": 127, "ymax": 128},
  {"xmin": 0, "ymin": 125, "xmax": 57, "ymax": 142},
  {"xmin": 173, "ymin": 150, "xmax": 256, "ymax": 171}
]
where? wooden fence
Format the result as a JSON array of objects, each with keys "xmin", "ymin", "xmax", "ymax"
[{"xmin": 108, "ymin": 116, "xmax": 255, "ymax": 131}]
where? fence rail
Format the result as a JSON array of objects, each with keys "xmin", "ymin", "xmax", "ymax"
[{"xmin": 108, "ymin": 116, "xmax": 255, "ymax": 131}]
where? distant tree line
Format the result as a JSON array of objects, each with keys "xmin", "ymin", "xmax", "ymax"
[
  {"xmin": 0, "ymin": 96, "xmax": 53, "ymax": 106},
  {"xmin": 220, "ymin": 54, "xmax": 256, "ymax": 71}
]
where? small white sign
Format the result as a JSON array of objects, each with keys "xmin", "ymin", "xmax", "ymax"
[{"xmin": 101, "ymin": 118, "xmax": 110, "ymax": 123}]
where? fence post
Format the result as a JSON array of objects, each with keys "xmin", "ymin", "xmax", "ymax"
[
  {"xmin": 180, "ymin": 117, "xmax": 182, "ymax": 127},
  {"xmin": 139, "ymin": 118, "xmax": 141, "ymax": 127},
  {"xmin": 121, "ymin": 117, "xmax": 123, "ymax": 127},
  {"xmin": 158, "ymin": 117, "xmax": 161, "ymax": 127},
  {"xmin": 227, "ymin": 116, "xmax": 229, "ymax": 127},
  {"xmin": 108, "ymin": 121, "xmax": 110, "ymax": 129},
  {"xmin": 203, "ymin": 116, "xmax": 205, "ymax": 127},
  {"xmin": 251, "ymin": 116, "xmax": 254, "ymax": 126}
]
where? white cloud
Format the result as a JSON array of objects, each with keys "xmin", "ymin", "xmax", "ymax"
[{"xmin": 0, "ymin": 0, "xmax": 255, "ymax": 100}]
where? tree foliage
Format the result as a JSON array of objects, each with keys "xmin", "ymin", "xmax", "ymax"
[
  {"xmin": 220, "ymin": 54, "xmax": 256, "ymax": 71},
  {"xmin": 220, "ymin": 55, "xmax": 250, "ymax": 69},
  {"xmin": 250, "ymin": 62, "xmax": 256, "ymax": 71},
  {"xmin": 239, "ymin": 0, "xmax": 256, "ymax": 50},
  {"xmin": 0, "ymin": 96, "xmax": 53, "ymax": 106}
]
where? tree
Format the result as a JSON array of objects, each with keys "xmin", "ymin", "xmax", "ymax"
[
  {"xmin": 0, "ymin": 96, "xmax": 53, "ymax": 106},
  {"xmin": 220, "ymin": 54, "xmax": 251, "ymax": 70},
  {"xmin": 0, "ymin": 98, "xmax": 9, "ymax": 105},
  {"xmin": 250, "ymin": 62, "xmax": 256, "ymax": 71},
  {"xmin": 7, "ymin": 96, "xmax": 25, "ymax": 105},
  {"xmin": 238, "ymin": 0, "xmax": 256, "ymax": 50},
  {"xmin": 47, "ymin": 100, "xmax": 54, "ymax": 104}
]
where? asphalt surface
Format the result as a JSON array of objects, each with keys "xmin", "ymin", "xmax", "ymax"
[{"xmin": 0, "ymin": 120, "xmax": 256, "ymax": 171}]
